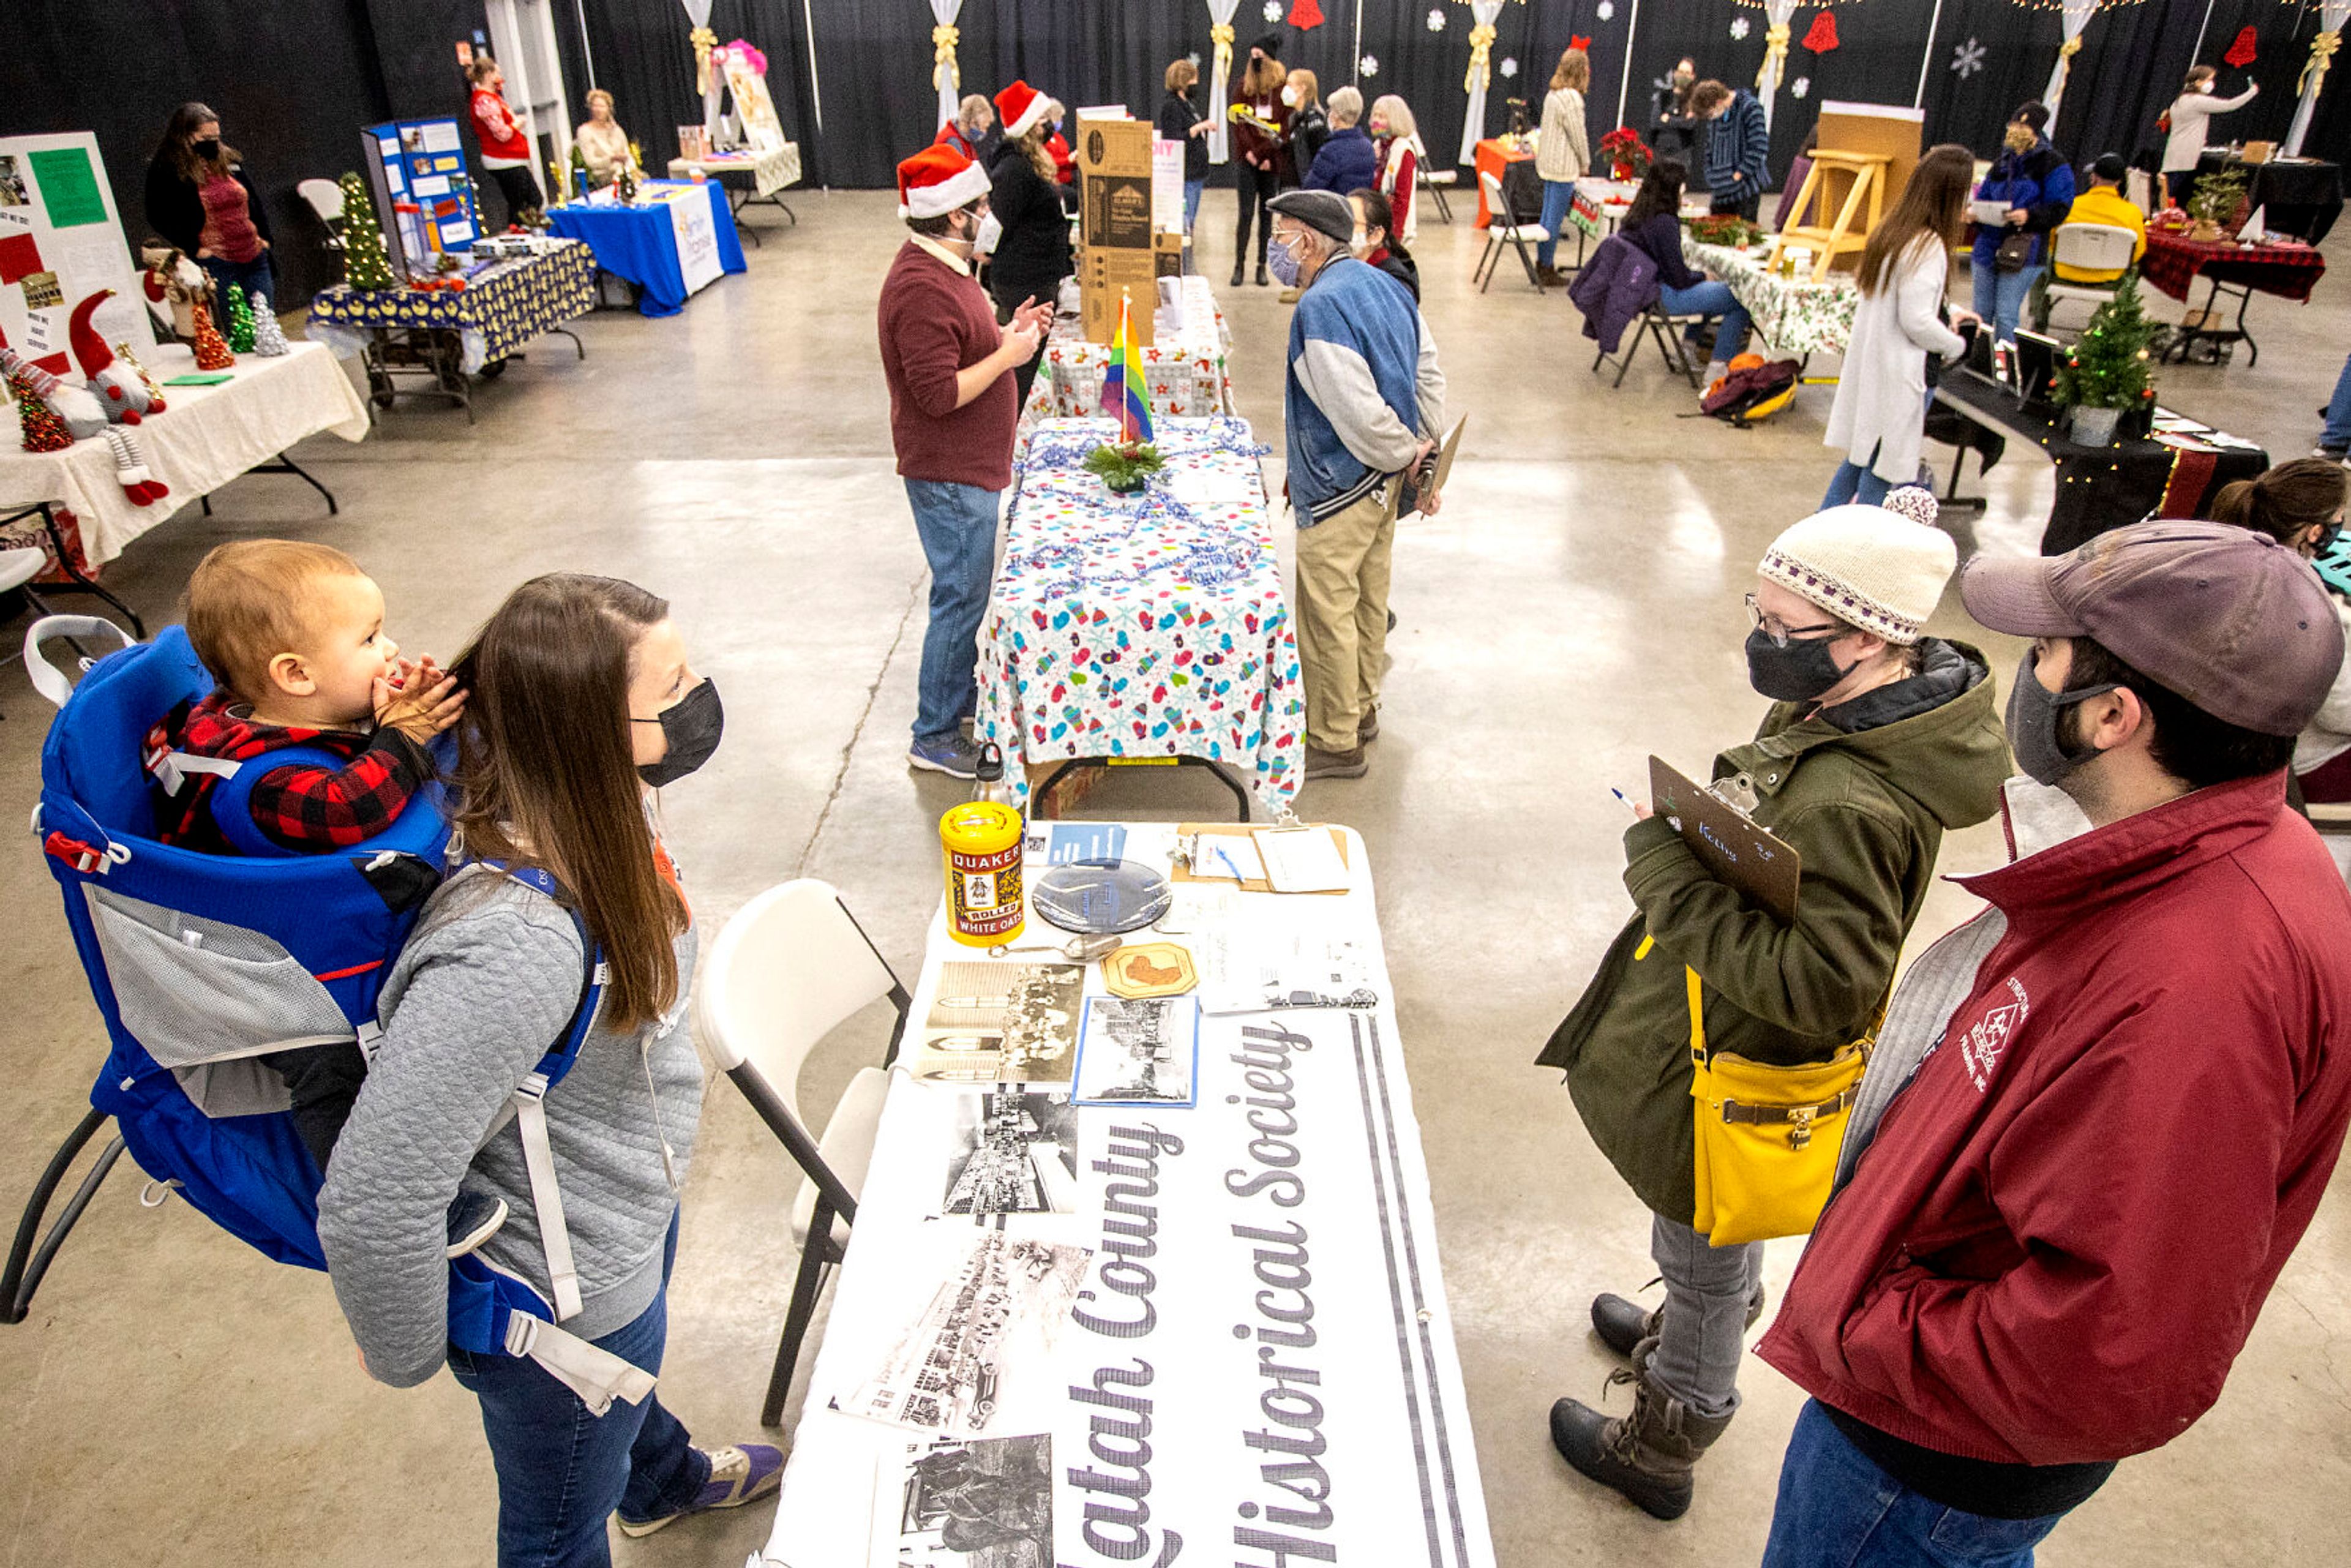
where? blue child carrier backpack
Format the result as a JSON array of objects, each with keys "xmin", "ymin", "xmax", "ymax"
[{"xmin": 11, "ymin": 616, "xmax": 653, "ymax": 1414}]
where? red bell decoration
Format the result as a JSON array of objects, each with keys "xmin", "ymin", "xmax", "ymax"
[
  {"xmin": 2223, "ymin": 26, "xmax": 2257, "ymax": 69},
  {"xmin": 1802, "ymin": 10, "xmax": 1840, "ymax": 54},
  {"xmin": 1288, "ymin": 0, "xmax": 1324, "ymax": 29}
]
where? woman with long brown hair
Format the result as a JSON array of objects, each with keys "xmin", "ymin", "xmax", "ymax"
[
  {"xmin": 318, "ymin": 574, "xmax": 779, "ymax": 1564},
  {"xmin": 143, "ymin": 101, "xmax": 276, "ymax": 306},
  {"xmin": 1823, "ymin": 144, "xmax": 1983, "ymax": 506},
  {"xmin": 1231, "ymin": 37, "xmax": 1292, "ymax": 285},
  {"xmin": 985, "ymin": 81, "xmax": 1073, "ymax": 410},
  {"xmin": 1534, "ymin": 47, "xmax": 1593, "ymax": 283}
]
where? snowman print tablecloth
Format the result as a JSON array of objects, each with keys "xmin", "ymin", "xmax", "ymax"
[{"xmin": 977, "ymin": 416, "xmax": 1304, "ymax": 812}]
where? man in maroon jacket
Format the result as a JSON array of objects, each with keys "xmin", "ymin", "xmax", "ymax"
[
  {"xmin": 1756, "ymin": 520, "xmax": 2351, "ymax": 1565},
  {"xmin": 877, "ymin": 144, "xmax": 1047, "ymax": 778}
]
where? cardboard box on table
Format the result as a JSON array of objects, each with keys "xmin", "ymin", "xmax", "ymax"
[{"xmin": 1075, "ymin": 114, "xmax": 1162, "ymax": 346}]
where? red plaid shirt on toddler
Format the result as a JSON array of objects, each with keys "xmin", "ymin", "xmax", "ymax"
[{"xmin": 147, "ymin": 690, "xmax": 434, "ymax": 855}]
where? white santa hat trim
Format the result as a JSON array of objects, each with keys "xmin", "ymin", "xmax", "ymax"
[{"xmin": 897, "ymin": 146, "xmax": 992, "ymax": 220}]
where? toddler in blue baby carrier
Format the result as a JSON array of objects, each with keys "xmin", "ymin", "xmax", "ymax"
[{"xmin": 17, "ymin": 616, "xmax": 655, "ymax": 1414}]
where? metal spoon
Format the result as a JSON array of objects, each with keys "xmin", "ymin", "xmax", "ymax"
[{"xmin": 986, "ymin": 931, "xmax": 1125, "ymax": 962}]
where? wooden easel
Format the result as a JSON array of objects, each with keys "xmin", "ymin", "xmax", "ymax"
[{"xmin": 1769, "ymin": 152, "xmax": 1891, "ymax": 282}]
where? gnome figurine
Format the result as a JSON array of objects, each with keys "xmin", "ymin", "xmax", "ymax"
[
  {"xmin": 1, "ymin": 324, "xmax": 110, "ymax": 441},
  {"xmin": 70, "ymin": 290, "xmax": 165, "ymax": 422}
]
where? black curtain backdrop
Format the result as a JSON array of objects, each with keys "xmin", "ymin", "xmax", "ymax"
[{"xmin": 4, "ymin": 0, "xmax": 2347, "ymax": 293}]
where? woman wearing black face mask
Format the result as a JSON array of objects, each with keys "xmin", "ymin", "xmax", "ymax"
[
  {"xmin": 145, "ymin": 101, "xmax": 276, "ymax": 310},
  {"xmin": 1539, "ymin": 500, "xmax": 2009, "ymax": 1521},
  {"xmin": 319, "ymin": 574, "xmax": 781, "ymax": 1562}
]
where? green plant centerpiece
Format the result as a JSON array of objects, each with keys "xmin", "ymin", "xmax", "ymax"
[
  {"xmin": 1085, "ymin": 439, "xmax": 1164, "ymax": 495},
  {"xmin": 2051, "ymin": 272, "xmax": 2158, "ymax": 447},
  {"xmin": 2185, "ymin": 167, "xmax": 2249, "ymax": 241}
]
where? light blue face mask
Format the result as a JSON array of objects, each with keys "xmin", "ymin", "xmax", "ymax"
[{"xmin": 1267, "ymin": 233, "xmax": 1303, "ymax": 287}]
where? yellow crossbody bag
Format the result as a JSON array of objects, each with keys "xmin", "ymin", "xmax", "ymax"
[{"xmin": 1685, "ymin": 966, "xmax": 1870, "ymax": 1247}]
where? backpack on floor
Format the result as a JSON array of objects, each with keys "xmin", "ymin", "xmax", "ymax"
[
  {"xmin": 24, "ymin": 617, "xmax": 650, "ymax": 1414},
  {"xmin": 1701, "ymin": 354, "xmax": 1802, "ymax": 425}
]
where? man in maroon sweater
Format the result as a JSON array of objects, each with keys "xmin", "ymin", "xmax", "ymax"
[
  {"xmin": 878, "ymin": 144, "xmax": 1047, "ymax": 778},
  {"xmin": 1755, "ymin": 522, "xmax": 2351, "ymax": 1566}
]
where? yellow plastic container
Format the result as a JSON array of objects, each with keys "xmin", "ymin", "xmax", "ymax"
[{"xmin": 940, "ymin": 802, "xmax": 1024, "ymax": 947}]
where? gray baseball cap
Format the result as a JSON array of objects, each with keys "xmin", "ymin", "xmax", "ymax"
[
  {"xmin": 1960, "ymin": 520, "xmax": 2345, "ymax": 737},
  {"xmin": 1267, "ymin": 189, "xmax": 1356, "ymax": 244}
]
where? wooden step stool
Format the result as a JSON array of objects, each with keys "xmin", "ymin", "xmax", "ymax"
[{"xmin": 1769, "ymin": 152, "xmax": 1892, "ymax": 283}]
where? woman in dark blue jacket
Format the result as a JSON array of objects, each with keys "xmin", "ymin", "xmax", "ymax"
[{"xmin": 1971, "ymin": 102, "xmax": 2075, "ymax": 344}]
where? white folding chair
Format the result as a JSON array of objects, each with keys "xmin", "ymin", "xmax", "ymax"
[
  {"xmin": 1419, "ymin": 163, "xmax": 1458, "ymax": 223},
  {"xmin": 2033, "ymin": 223, "xmax": 2142, "ymax": 332},
  {"xmin": 1473, "ymin": 170, "xmax": 1551, "ymax": 293},
  {"xmin": 296, "ymin": 178, "xmax": 345, "ymax": 225},
  {"xmin": 695, "ymin": 879, "xmax": 910, "ymax": 1427}
]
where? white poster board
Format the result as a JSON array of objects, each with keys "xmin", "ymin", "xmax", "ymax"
[
  {"xmin": 1152, "ymin": 138, "xmax": 1185, "ymax": 232},
  {"xmin": 0, "ymin": 132, "xmax": 156, "ymax": 380},
  {"xmin": 653, "ymin": 185, "xmax": 724, "ymax": 297}
]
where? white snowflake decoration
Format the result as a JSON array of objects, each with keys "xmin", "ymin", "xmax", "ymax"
[
  {"xmin": 1597, "ymin": 1, "xmax": 1614, "ymax": 18},
  {"xmin": 1427, "ymin": 9, "xmax": 1445, "ymax": 31},
  {"xmin": 1951, "ymin": 38, "xmax": 1987, "ymax": 79},
  {"xmin": 1360, "ymin": 53, "xmax": 1380, "ymax": 78},
  {"xmin": 1500, "ymin": 58, "xmax": 1519, "ymax": 79},
  {"xmin": 1187, "ymin": 51, "xmax": 1201, "ymax": 67},
  {"xmin": 1730, "ymin": 16, "xmax": 1750, "ymax": 41},
  {"xmin": 1262, "ymin": 1, "xmax": 1281, "ymax": 21},
  {"xmin": 1792, "ymin": 77, "xmax": 1810, "ymax": 100}
]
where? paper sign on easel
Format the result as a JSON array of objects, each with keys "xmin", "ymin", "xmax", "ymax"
[{"xmin": 0, "ymin": 132, "xmax": 156, "ymax": 380}]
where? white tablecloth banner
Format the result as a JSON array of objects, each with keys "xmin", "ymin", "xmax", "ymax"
[
  {"xmin": 0, "ymin": 338, "xmax": 368, "ymax": 567},
  {"xmin": 752, "ymin": 827, "xmax": 1496, "ymax": 1568},
  {"xmin": 661, "ymin": 186, "xmax": 725, "ymax": 296}
]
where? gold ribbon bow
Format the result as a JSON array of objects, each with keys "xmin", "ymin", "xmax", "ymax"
[
  {"xmin": 1757, "ymin": 21, "xmax": 1792, "ymax": 92},
  {"xmin": 2301, "ymin": 28, "xmax": 2342, "ymax": 98},
  {"xmin": 1465, "ymin": 23, "xmax": 1499, "ymax": 94},
  {"xmin": 933, "ymin": 24, "xmax": 961, "ymax": 92},
  {"xmin": 1212, "ymin": 20, "xmax": 1235, "ymax": 82},
  {"xmin": 691, "ymin": 25, "xmax": 718, "ymax": 96}
]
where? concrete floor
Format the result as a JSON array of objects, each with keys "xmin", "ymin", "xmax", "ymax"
[{"xmin": 2, "ymin": 189, "xmax": 2348, "ymax": 1567}]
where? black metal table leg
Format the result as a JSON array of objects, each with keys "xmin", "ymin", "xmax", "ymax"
[{"xmin": 2, "ymin": 503, "xmax": 146, "ymax": 637}]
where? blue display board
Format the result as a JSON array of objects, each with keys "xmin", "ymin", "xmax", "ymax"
[{"xmin": 359, "ymin": 118, "xmax": 481, "ymax": 278}]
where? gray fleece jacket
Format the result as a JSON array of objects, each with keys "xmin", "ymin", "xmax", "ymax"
[{"xmin": 317, "ymin": 870, "xmax": 703, "ymax": 1387}]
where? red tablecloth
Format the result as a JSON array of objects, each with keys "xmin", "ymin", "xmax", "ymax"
[
  {"xmin": 1474, "ymin": 138, "xmax": 1535, "ymax": 227},
  {"xmin": 2140, "ymin": 229, "xmax": 2327, "ymax": 304}
]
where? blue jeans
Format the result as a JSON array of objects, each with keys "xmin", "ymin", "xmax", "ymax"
[
  {"xmin": 1824, "ymin": 444, "xmax": 1894, "ymax": 507},
  {"xmin": 198, "ymin": 252, "xmax": 277, "ymax": 312},
  {"xmin": 1183, "ymin": 179, "xmax": 1205, "ymax": 236},
  {"xmin": 906, "ymin": 478, "xmax": 1001, "ymax": 744},
  {"xmin": 2323, "ymin": 351, "xmax": 2351, "ymax": 451},
  {"xmin": 448, "ymin": 1217, "xmax": 710, "ymax": 1568},
  {"xmin": 1761, "ymin": 1401, "xmax": 2071, "ymax": 1568},
  {"xmin": 1535, "ymin": 178, "xmax": 1576, "ymax": 269},
  {"xmin": 1660, "ymin": 279, "xmax": 1753, "ymax": 364},
  {"xmin": 1971, "ymin": 259, "xmax": 2042, "ymax": 345}
]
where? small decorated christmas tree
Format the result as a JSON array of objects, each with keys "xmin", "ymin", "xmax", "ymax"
[
  {"xmin": 9, "ymin": 373, "xmax": 74, "ymax": 452},
  {"xmin": 223, "ymin": 284, "xmax": 257, "ymax": 354},
  {"xmin": 2052, "ymin": 273, "xmax": 2158, "ymax": 412},
  {"xmin": 249, "ymin": 294, "xmax": 290, "ymax": 356},
  {"xmin": 339, "ymin": 171, "xmax": 398, "ymax": 290},
  {"xmin": 191, "ymin": 299, "xmax": 234, "ymax": 370}
]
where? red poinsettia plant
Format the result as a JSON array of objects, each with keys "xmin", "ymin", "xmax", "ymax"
[{"xmin": 1598, "ymin": 127, "xmax": 1652, "ymax": 182}]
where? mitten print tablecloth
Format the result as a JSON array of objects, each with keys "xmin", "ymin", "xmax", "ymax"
[
  {"xmin": 1021, "ymin": 276, "xmax": 1234, "ymax": 427},
  {"xmin": 977, "ymin": 416, "xmax": 1304, "ymax": 812}
]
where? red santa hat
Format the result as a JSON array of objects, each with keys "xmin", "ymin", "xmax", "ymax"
[
  {"xmin": 993, "ymin": 80, "xmax": 1052, "ymax": 140},
  {"xmin": 896, "ymin": 144, "xmax": 992, "ymax": 220},
  {"xmin": 69, "ymin": 290, "xmax": 119, "ymax": 379}
]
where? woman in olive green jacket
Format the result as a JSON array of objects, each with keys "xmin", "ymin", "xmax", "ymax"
[{"xmin": 1540, "ymin": 500, "xmax": 2011, "ymax": 1521}]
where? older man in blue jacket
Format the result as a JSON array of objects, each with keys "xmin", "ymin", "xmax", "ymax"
[
  {"xmin": 1692, "ymin": 79, "xmax": 1770, "ymax": 220},
  {"xmin": 1265, "ymin": 189, "xmax": 1448, "ymax": 782}
]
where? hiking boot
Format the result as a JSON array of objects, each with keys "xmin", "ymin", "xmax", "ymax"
[
  {"xmin": 1359, "ymin": 707, "xmax": 1379, "ymax": 744},
  {"xmin": 1304, "ymin": 743, "xmax": 1368, "ymax": 781},
  {"xmin": 1548, "ymin": 1341, "xmax": 1733, "ymax": 1521},
  {"xmin": 616, "ymin": 1443, "xmax": 784, "ymax": 1537},
  {"xmin": 908, "ymin": 732, "xmax": 982, "ymax": 779},
  {"xmin": 1591, "ymin": 1281, "xmax": 1768, "ymax": 1360},
  {"xmin": 1535, "ymin": 263, "xmax": 1565, "ymax": 288}
]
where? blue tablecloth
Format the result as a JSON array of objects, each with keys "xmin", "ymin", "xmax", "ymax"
[{"xmin": 545, "ymin": 181, "xmax": 745, "ymax": 317}]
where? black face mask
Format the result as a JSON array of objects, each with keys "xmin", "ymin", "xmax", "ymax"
[
  {"xmin": 192, "ymin": 138, "xmax": 222, "ymax": 160},
  {"xmin": 1744, "ymin": 627, "xmax": 1853, "ymax": 703},
  {"xmin": 635, "ymin": 679, "xmax": 723, "ymax": 788},
  {"xmin": 2003, "ymin": 650, "xmax": 2116, "ymax": 787}
]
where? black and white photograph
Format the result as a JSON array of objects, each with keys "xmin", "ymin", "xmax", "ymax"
[
  {"xmin": 940, "ymin": 1090, "xmax": 1079, "ymax": 1217},
  {"xmin": 846, "ymin": 1231, "xmax": 1091, "ymax": 1436},
  {"xmin": 909, "ymin": 961, "xmax": 1084, "ymax": 1085},
  {"xmin": 1073, "ymin": 994, "xmax": 1200, "ymax": 1107},
  {"xmin": 873, "ymin": 1433, "xmax": 1052, "ymax": 1568},
  {"xmin": 0, "ymin": 155, "xmax": 26, "ymax": 206}
]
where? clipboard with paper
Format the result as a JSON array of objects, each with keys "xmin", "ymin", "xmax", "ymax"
[
  {"xmin": 1648, "ymin": 755, "xmax": 1802, "ymax": 926},
  {"xmin": 1399, "ymin": 416, "xmax": 1466, "ymax": 516}
]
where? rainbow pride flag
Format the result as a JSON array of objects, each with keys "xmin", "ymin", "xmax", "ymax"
[{"xmin": 1098, "ymin": 291, "xmax": 1154, "ymax": 445}]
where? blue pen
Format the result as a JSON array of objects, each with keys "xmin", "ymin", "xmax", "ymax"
[
  {"xmin": 1212, "ymin": 844, "xmax": 1248, "ymax": 880},
  {"xmin": 1611, "ymin": 787, "xmax": 1641, "ymax": 817}
]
